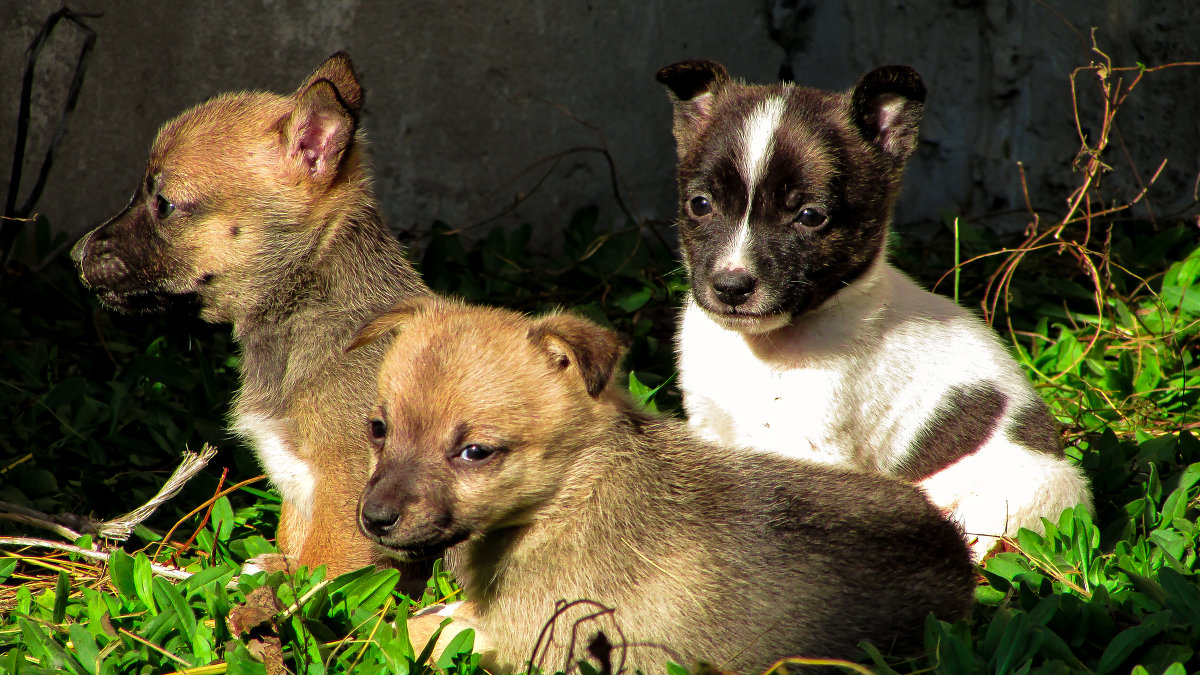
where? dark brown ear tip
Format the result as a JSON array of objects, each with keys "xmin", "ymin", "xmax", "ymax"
[
  {"xmin": 656, "ymin": 59, "xmax": 729, "ymax": 100},
  {"xmin": 310, "ymin": 52, "xmax": 364, "ymax": 111},
  {"xmin": 299, "ymin": 78, "xmax": 356, "ymax": 121},
  {"xmin": 856, "ymin": 65, "xmax": 926, "ymax": 103}
]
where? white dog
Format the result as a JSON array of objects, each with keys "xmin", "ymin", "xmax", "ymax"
[{"xmin": 657, "ymin": 59, "xmax": 1092, "ymax": 558}]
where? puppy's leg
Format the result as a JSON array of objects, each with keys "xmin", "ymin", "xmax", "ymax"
[
  {"xmin": 241, "ymin": 501, "xmax": 305, "ymax": 576},
  {"xmin": 295, "ymin": 483, "xmax": 375, "ymax": 575},
  {"xmin": 920, "ymin": 438, "xmax": 1092, "ymax": 560}
]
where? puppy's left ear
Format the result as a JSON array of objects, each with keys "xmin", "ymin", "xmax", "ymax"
[
  {"xmin": 849, "ymin": 65, "xmax": 926, "ymax": 160},
  {"xmin": 347, "ymin": 294, "xmax": 434, "ymax": 353},
  {"xmin": 529, "ymin": 313, "xmax": 624, "ymax": 398}
]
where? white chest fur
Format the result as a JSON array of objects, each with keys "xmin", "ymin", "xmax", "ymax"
[
  {"xmin": 677, "ymin": 301, "xmax": 852, "ymax": 465},
  {"xmin": 231, "ymin": 411, "xmax": 315, "ymax": 522},
  {"xmin": 676, "ymin": 262, "xmax": 1025, "ymax": 472}
]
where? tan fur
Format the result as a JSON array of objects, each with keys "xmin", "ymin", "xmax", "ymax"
[
  {"xmin": 71, "ymin": 54, "xmax": 430, "ymax": 580},
  {"xmin": 356, "ymin": 298, "xmax": 975, "ymax": 674}
]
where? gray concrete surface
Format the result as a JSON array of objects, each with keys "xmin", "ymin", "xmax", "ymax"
[{"xmin": 2, "ymin": 1, "xmax": 1198, "ymax": 261}]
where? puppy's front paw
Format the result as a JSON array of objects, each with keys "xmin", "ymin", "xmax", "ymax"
[{"xmin": 242, "ymin": 553, "xmax": 299, "ymax": 576}]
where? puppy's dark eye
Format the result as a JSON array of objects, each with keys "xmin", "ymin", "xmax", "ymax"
[
  {"xmin": 688, "ymin": 195, "xmax": 712, "ymax": 217},
  {"xmin": 456, "ymin": 444, "xmax": 495, "ymax": 463},
  {"xmin": 794, "ymin": 207, "xmax": 828, "ymax": 230},
  {"xmin": 156, "ymin": 195, "xmax": 176, "ymax": 219},
  {"xmin": 368, "ymin": 418, "xmax": 387, "ymax": 443}
]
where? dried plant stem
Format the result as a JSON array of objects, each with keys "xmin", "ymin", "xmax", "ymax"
[
  {"xmin": 151, "ymin": 473, "xmax": 266, "ymax": 561},
  {"xmin": 0, "ymin": 503, "xmax": 83, "ymax": 541},
  {"xmin": 762, "ymin": 657, "xmax": 875, "ymax": 675},
  {"xmin": 971, "ymin": 34, "xmax": 1199, "ymax": 392},
  {"xmin": 0, "ymin": 537, "xmax": 192, "ymax": 582},
  {"xmin": 98, "ymin": 444, "xmax": 219, "ymax": 541},
  {"xmin": 119, "ymin": 628, "xmax": 195, "ymax": 668}
]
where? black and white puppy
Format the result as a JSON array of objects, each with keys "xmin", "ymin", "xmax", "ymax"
[{"xmin": 656, "ymin": 60, "xmax": 1091, "ymax": 558}]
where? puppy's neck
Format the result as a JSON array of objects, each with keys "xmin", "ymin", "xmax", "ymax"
[
  {"xmin": 740, "ymin": 255, "xmax": 892, "ymax": 364},
  {"xmin": 234, "ymin": 196, "xmax": 425, "ymax": 414}
]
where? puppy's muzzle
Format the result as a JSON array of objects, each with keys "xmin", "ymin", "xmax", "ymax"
[
  {"xmin": 359, "ymin": 495, "xmax": 402, "ymax": 538},
  {"xmin": 711, "ymin": 269, "xmax": 757, "ymax": 307}
]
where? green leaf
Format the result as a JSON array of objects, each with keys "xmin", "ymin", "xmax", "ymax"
[
  {"xmin": 132, "ymin": 553, "xmax": 157, "ymax": 614},
  {"xmin": 983, "ymin": 553, "xmax": 1033, "ymax": 581},
  {"xmin": 183, "ymin": 563, "xmax": 238, "ymax": 598},
  {"xmin": 0, "ymin": 557, "xmax": 19, "ymax": 583},
  {"xmin": 665, "ymin": 664, "xmax": 691, "ymax": 675},
  {"xmin": 18, "ymin": 616, "xmax": 51, "ymax": 662},
  {"xmin": 210, "ymin": 496, "xmax": 235, "ymax": 542},
  {"xmin": 436, "ymin": 628, "xmax": 475, "ymax": 670},
  {"xmin": 68, "ymin": 623, "xmax": 101, "ymax": 675},
  {"xmin": 1157, "ymin": 568, "xmax": 1200, "ymax": 626},
  {"xmin": 1097, "ymin": 614, "xmax": 1169, "ymax": 674},
  {"xmin": 153, "ymin": 576, "xmax": 197, "ymax": 644},
  {"xmin": 20, "ymin": 616, "xmax": 86, "ymax": 674},
  {"xmin": 344, "ymin": 568, "xmax": 401, "ymax": 615},
  {"xmin": 107, "ymin": 549, "xmax": 137, "ymax": 600},
  {"xmin": 615, "ymin": 287, "xmax": 653, "ymax": 313},
  {"xmin": 52, "ymin": 569, "xmax": 71, "ymax": 624}
]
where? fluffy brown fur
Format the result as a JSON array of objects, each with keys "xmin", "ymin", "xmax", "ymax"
[
  {"xmin": 353, "ymin": 297, "xmax": 974, "ymax": 674},
  {"xmin": 70, "ymin": 54, "xmax": 430, "ymax": 578}
]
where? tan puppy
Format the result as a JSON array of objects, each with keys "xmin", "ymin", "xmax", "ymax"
[
  {"xmin": 71, "ymin": 54, "xmax": 430, "ymax": 579},
  {"xmin": 351, "ymin": 298, "xmax": 974, "ymax": 674}
]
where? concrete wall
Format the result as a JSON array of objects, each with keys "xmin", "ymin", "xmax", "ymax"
[{"xmin": 2, "ymin": 1, "xmax": 1197, "ymax": 260}]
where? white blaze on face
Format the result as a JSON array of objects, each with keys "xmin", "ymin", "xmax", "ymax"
[{"xmin": 722, "ymin": 96, "xmax": 786, "ymax": 270}]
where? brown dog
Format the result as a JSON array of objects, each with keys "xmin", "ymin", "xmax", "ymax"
[
  {"xmin": 70, "ymin": 54, "xmax": 430, "ymax": 578},
  {"xmin": 351, "ymin": 297, "xmax": 974, "ymax": 674}
]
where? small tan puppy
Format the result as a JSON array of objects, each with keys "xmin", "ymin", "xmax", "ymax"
[
  {"xmin": 71, "ymin": 54, "xmax": 429, "ymax": 579},
  {"xmin": 350, "ymin": 297, "xmax": 974, "ymax": 674}
]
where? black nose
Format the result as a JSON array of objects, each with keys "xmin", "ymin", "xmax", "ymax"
[
  {"xmin": 711, "ymin": 270, "xmax": 757, "ymax": 307},
  {"xmin": 359, "ymin": 499, "xmax": 401, "ymax": 538}
]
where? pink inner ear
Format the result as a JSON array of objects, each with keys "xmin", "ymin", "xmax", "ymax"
[
  {"xmin": 876, "ymin": 96, "xmax": 905, "ymax": 134},
  {"xmin": 296, "ymin": 116, "xmax": 333, "ymax": 169}
]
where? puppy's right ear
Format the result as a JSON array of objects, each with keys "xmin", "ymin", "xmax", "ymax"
[
  {"xmin": 284, "ymin": 53, "xmax": 364, "ymax": 186},
  {"xmin": 347, "ymin": 295, "xmax": 433, "ymax": 353},
  {"xmin": 529, "ymin": 313, "xmax": 624, "ymax": 398},
  {"xmin": 656, "ymin": 60, "xmax": 729, "ymax": 160},
  {"xmin": 849, "ymin": 65, "xmax": 926, "ymax": 160}
]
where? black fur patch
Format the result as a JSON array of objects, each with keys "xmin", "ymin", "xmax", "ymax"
[
  {"xmin": 1007, "ymin": 402, "xmax": 1064, "ymax": 457},
  {"xmin": 899, "ymin": 384, "xmax": 1007, "ymax": 481},
  {"xmin": 670, "ymin": 72, "xmax": 915, "ymax": 320}
]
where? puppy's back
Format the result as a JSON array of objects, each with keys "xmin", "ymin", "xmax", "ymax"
[
  {"xmin": 598, "ymin": 422, "xmax": 974, "ymax": 670},
  {"xmin": 733, "ymin": 451, "xmax": 973, "ymax": 660}
]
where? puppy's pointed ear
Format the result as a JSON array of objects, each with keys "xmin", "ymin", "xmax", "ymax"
[
  {"xmin": 347, "ymin": 295, "xmax": 433, "ymax": 353},
  {"xmin": 284, "ymin": 79, "xmax": 356, "ymax": 184},
  {"xmin": 297, "ymin": 52, "xmax": 364, "ymax": 113},
  {"xmin": 284, "ymin": 53, "xmax": 364, "ymax": 185},
  {"xmin": 849, "ymin": 65, "xmax": 925, "ymax": 160},
  {"xmin": 529, "ymin": 313, "xmax": 624, "ymax": 398},
  {"xmin": 656, "ymin": 60, "xmax": 729, "ymax": 160}
]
